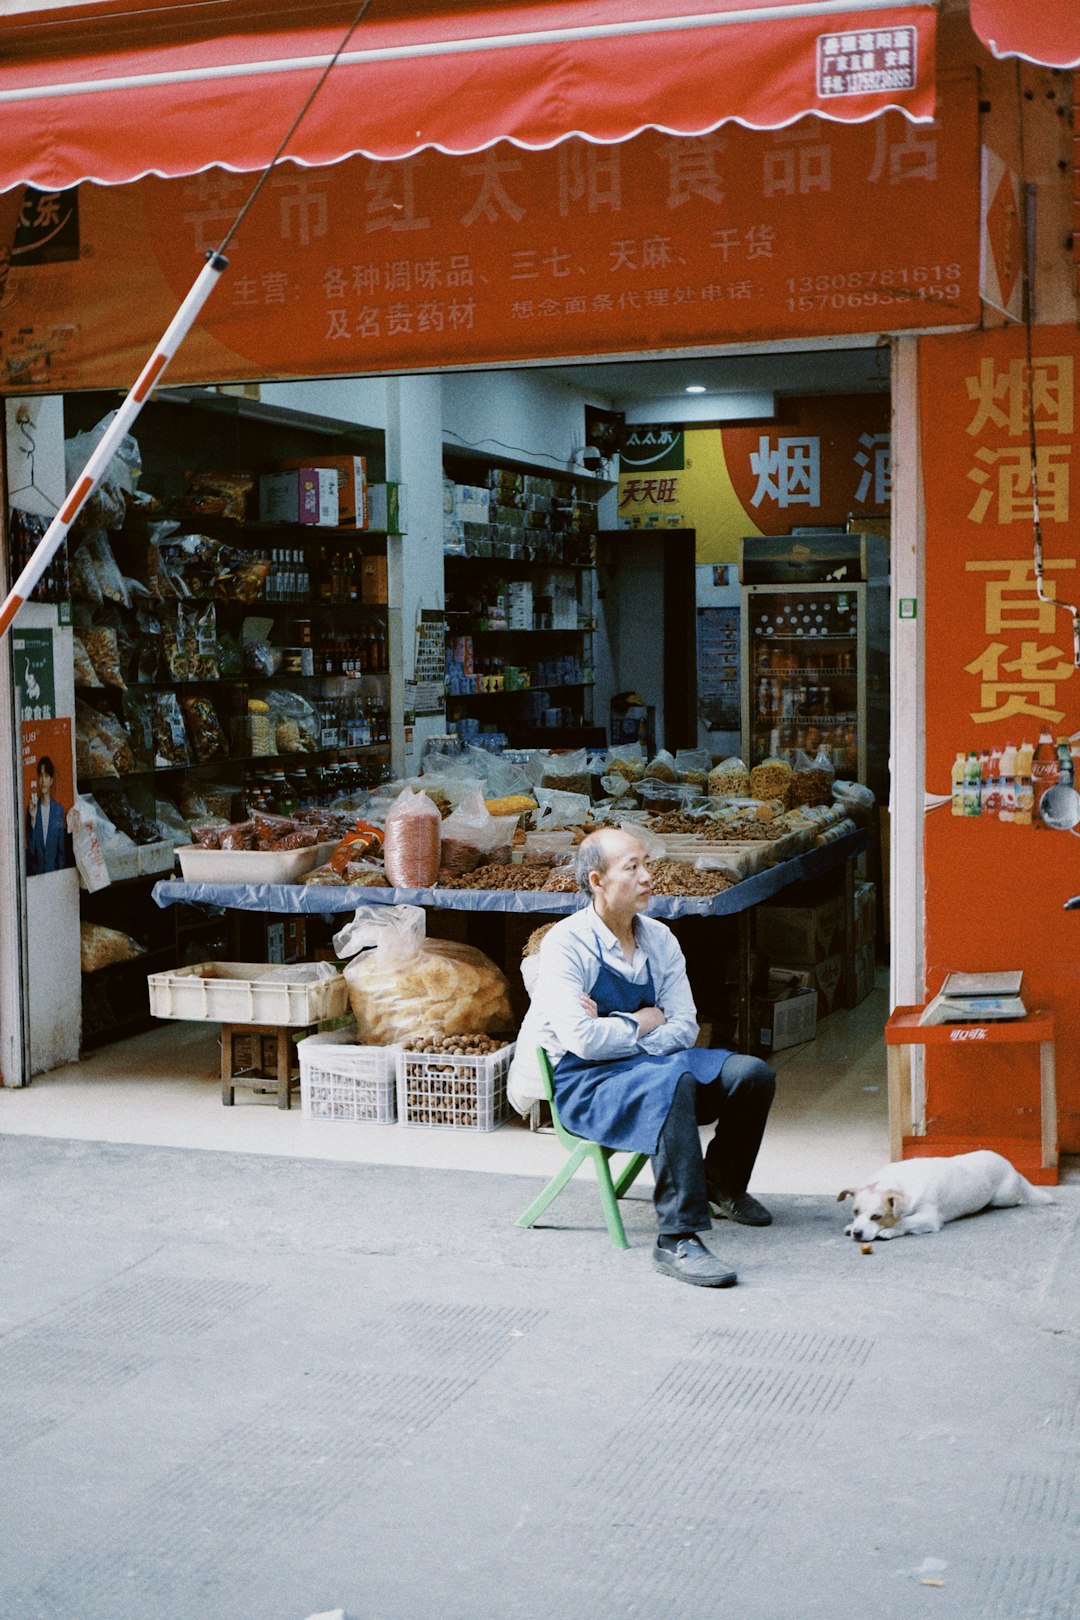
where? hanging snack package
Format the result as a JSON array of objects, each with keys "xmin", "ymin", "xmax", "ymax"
[
  {"xmin": 339, "ymin": 905, "xmax": 512, "ymax": 1044},
  {"xmin": 65, "ymin": 418, "xmax": 135, "ymax": 535},
  {"xmin": 382, "ymin": 787, "xmax": 442, "ymax": 887},
  {"xmin": 76, "ymin": 700, "xmax": 137, "ymax": 777},
  {"xmin": 86, "ymin": 532, "xmax": 131, "ymax": 608},
  {"xmin": 152, "ymin": 691, "xmax": 191, "ymax": 768},
  {"xmin": 160, "ymin": 604, "xmax": 190, "ymax": 681},
  {"xmin": 82, "ymin": 625, "xmax": 126, "ymax": 689},
  {"xmin": 72, "ymin": 634, "xmax": 103, "ymax": 688},
  {"xmin": 122, "ymin": 690, "xmax": 156, "ymax": 770},
  {"xmin": 192, "ymin": 601, "xmax": 219, "ymax": 679},
  {"xmin": 175, "ymin": 469, "xmax": 254, "ymax": 524},
  {"xmin": 69, "ymin": 543, "xmax": 105, "ymax": 606},
  {"xmin": 181, "ymin": 694, "xmax": 230, "ymax": 764}
]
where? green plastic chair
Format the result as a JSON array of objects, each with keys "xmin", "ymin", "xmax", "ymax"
[{"xmin": 516, "ymin": 1047, "xmax": 649, "ymax": 1249}]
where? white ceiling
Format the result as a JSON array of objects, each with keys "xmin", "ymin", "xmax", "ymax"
[{"xmin": 544, "ymin": 345, "xmax": 890, "ymax": 406}]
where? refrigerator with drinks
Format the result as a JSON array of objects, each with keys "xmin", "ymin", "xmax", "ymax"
[{"xmin": 739, "ymin": 578, "xmax": 889, "ymax": 799}]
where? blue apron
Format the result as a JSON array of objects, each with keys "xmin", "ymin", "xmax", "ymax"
[{"xmin": 552, "ymin": 946, "xmax": 733, "ymax": 1156}]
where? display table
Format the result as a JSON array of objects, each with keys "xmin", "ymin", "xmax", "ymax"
[
  {"xmin": 884, "ymin": 1005, "xmax": 1057, "ymax": 1184},
  {"xmin": 154, "ymin": 830, "xmax": 867, "ymax": 1053},
  {"xmin": 153, "ymin": 829, "xmax": 866, "ymax": 919}
]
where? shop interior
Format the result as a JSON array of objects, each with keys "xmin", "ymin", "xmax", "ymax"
[{"xmin": 4, "ymin": 343, "xmax": 893, "ymax": 1195}]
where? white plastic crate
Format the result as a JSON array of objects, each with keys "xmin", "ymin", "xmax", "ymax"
[
  {"xmin": 298, "ymin": 1026, "xmax": 399, "ymax": 1123},
  {"xmin": 396, "ymin": 1041, "xmax": 515, "ymax": 1132},
  {"xmin": 147, "ymin": 962, "xmax": 348, "ymax": 1025}
]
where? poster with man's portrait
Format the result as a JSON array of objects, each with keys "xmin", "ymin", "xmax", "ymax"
[{"xmin": 22, "ymin": 718, "xmax": 74, "ymax": 876}]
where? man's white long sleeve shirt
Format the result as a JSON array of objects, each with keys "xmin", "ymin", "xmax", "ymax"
[{"xmin": 507, "ymin": 903, "xmax": 699, "ymax": 1113}]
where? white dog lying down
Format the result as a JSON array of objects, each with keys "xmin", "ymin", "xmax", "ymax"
[{"xmin": 839, "ymin": 1150, "xmax": 1053, "ymax": 1240}]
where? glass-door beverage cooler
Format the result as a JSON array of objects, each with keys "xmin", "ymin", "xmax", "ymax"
[{"xmin": 741, "ymin": 582, "xmax": 867, "ymax": 780}]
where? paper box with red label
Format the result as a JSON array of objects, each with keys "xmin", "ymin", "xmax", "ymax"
[
  {"xmin": 280, "ymin": 456, "xmax": 367, "ymax": 527},
  {"xmin": 258, "ymin": 469, "xmax": 338, "ymax": 526}
]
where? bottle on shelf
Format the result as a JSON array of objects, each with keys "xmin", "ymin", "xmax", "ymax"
[
  {"xmin": 963, "ymin": 750, "xmax": 981, "ymax": 816},
  {"xmin": 1032, "ymin": 730, "xmax": 1059, "ymax": 825}
]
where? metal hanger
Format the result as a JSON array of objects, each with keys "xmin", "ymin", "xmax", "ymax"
[{"xmin": 8, "ymin": 407, "xmax": 59, "ymax": 514}]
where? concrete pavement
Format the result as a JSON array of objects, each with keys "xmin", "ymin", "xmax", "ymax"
[{"xmin": 1, "ymin": 1132, "xmax": 1077, "ymax": 1620}]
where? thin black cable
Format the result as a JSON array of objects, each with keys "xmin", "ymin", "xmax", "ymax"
[
  {"xmin": 1014, "ymin": 60, "xmax": 1080, "ymax": 665},
  {"xmin": 215, "ymin": 0, "xmax": 374, "ymax": 256}
]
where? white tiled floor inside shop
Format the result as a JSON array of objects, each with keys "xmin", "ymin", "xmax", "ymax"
[{"xmin": 0, "ymin": 978, "xmax": 894, "ymax": 1195}]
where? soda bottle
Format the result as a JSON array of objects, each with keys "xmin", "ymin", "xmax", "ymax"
[
  {"xmin": 982, "ymin": 745, "xmax": 1002, "ymax": 818},
  {"xmin": 999, "ymin": 740, "xmax": 1017, "ymax": 820},
  {"xmin": 1032, "ymin": 730, "xmax": 1059, "ymax": 825},
  {"xmin": 950, "ymin": 751, "xmax": 966, "ymax": 816},
  {"xmin": 963, "ymin": 751, "xmax": 981, "ymax": 816},
  {"xmin": 1015, "ymin": 777, "xmax": 1034, "ymax": 826},
  {"xmin": 1056, "ymin": 737, "xmax": 1074, "ymax": 790}
]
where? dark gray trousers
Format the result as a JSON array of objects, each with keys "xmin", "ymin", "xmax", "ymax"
[{"xmin": 651, "ymin": 1056, "xmax": 776, "ymax": 1235}]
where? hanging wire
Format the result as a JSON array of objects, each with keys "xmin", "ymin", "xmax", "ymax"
[
  {"xmin": 216, "ymin": 0, "xmax": 374, "ymax": 254},
  {"xmin": 1014, "ymin": 61, "xmax": 1080, "ymax": 668}
]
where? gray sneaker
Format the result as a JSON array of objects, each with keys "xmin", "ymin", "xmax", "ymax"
[{"xmin": 652, "ymin": 1236, "xmax": 737, "ymax": 1288}]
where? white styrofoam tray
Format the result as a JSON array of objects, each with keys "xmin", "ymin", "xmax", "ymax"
[
  {"xmin": 177, "ymin": 842, "xmax": 337, "ymax": 884},
  {"xmin": 147, "ymin": 962, "xmax": 349, "ymax": 1025}
]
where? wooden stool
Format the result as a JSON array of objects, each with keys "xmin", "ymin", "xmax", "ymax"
[{"xmin": 220, "ymin": 1023, "xmax": 314, "ymax": 1109}]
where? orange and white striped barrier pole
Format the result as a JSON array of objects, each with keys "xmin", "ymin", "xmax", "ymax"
[{"xmin": 0, "ymin": 249, "xmax": 227, "ymax": 644}]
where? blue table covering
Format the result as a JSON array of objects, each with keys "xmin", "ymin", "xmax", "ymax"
[{"xmin": 153, "ymin": 829, "xmax": 867, "ymax": 921}]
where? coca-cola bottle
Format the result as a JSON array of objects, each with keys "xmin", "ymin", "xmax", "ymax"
[{"xmin": 1032, "ymin": 730, "xmax": 1059, "ymax": 826}]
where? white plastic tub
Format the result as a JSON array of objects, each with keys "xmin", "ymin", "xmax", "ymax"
[
  {"xmin": 147, "ymin": 962, "xmax": 349, "ymax": 1025},
  {"xmin": 176, "ymin": 843, "xmax": 336, "ymax": 884}
]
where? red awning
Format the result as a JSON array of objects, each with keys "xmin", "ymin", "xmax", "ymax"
[
  {"xmin": 970, "ymin": 0, "xmax": 1080, "ymax": 69},
  {"xmin": 0, "ymin": 0, "xmax": 937, "ymax": 195}
]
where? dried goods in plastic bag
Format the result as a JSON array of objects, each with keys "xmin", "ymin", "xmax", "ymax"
[
  {"xmin": 383, "ymin": 787, "xmax": 442, "ymax": 887},
  {"xmin": 80, "ymin": 920, "xmax": 146, "ymax": 973},
  {"xmin": 343, "ymin": 915, "xmax": 512, "ymax": 1044},
  {"xmin": 181, "ymin": 694, "xmax": 229, "ymax": 763},
  {"xmin": 82, "ymin": 625, "xmax": 126, "ymax": 688},
  {"xmin": 709, "ymin": 757, "xmax": 752, "ymax": 797},
  {"xmin": 151, "ymin": 691, "xmax": 190, "ymax": 768},
  {"xmin": 69, "ymin": 797, "xmax": 112, "ymax": 892},
  {"xmin": 72, "ymin": 634, "xmax": 103, "ymax": 688}
]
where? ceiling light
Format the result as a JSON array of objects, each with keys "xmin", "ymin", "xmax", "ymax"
[{"xmin": 685, "ymin": 384, "xmax": 707, "ymax": 394}]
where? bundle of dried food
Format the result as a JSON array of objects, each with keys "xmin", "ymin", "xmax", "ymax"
[
  {"xmin": 708, "ymin": 757, "xmax": 752, "ymax": 797},
  {"xmin": 749, "ymin": 759, "xmax": 793, "ymax": 806},
  {"xmin": 181, "ymin": 694, "xmax": 230, "ymax": 763},
  {"xmin": 80, "ymin": 921, "xmax": 146, "ymax": 974}
]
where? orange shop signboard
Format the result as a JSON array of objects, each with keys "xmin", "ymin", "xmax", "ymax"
[
  {"xmin": 1, "ymin": 75, "xmax": 979, "ymax": 393},
  {"xmin": 921, "ymin": 325, "xmax": 1080, "ymax": 1156}
]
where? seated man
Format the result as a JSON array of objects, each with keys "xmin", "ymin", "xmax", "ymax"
[{"xmin": 508, "ymin": 826, "xmax": 776, "ymax": 1289}]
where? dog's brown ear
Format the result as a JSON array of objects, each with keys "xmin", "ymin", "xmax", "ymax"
[
  {"xmin": 837, "ymin": 1188, "xmax": 855, "ymax": 1202},
  {"xmin": 884, "ymin": 1191, "xmax": 902, "ymax": 1212}
]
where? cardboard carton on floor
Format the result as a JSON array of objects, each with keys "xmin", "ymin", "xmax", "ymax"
[
  {"xmin": 772, "ymin": 951, "xmax": 845, "ymax": 1017},
  {"xmin": 755, "ymin": 892, "xmax": 845, "ymax": 963},
  {"xmin": 754, "ymin": 984, "xmax": 818, "ymax": 1053}
]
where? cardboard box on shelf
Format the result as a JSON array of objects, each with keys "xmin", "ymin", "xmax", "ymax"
[
  {"xmin": 360, "ymin": 554, "xmax": 388, "ymax": 605},
  {"xmin": 755, "ymin": 892, "xmax": 845, "ymax": 964},
  {"xmin": 368, "ymin": 482, "xmax": 407, "ymax": 533},
  {"xmin": 281, "ymin": 455, "xmax": 367, "ymax": 527},
  {"xmin": 258, "ymin": 468, "xmax": 339, "ymax": 526}
]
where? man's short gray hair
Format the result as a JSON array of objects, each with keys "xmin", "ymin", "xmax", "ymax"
[{"xmin": 573, "ymin": 827, "xmax": 645, "ymax": 895}]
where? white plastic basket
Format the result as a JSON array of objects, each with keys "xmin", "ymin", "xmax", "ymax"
[
  {"xmin": 396, "ymin": 1041, "xmax": 514, "ymax": 1132},
  {"xmin": 177, "ymin": 843, "xmax": 336, "ymax": 884},
  {"xmin": 147, "ymin": 962, "xmax": 349, "ymax": 1025},
  {"xmin": 298, "ymin": 1026, "xmax": 399, "ymax": 1123}
]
